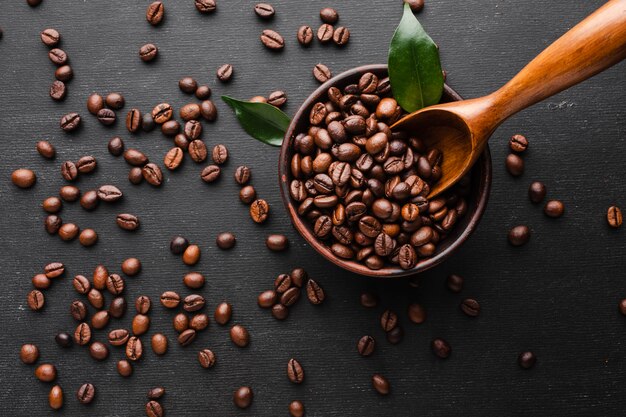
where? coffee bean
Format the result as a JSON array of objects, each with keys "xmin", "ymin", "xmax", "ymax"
[
  {"xmin": 265, "ymin": 92, "xmax": 287, "ymax": 109},
  {"xmin": 372, "ymin": 374, "xmax": 390, "ymax": 395},
  {"xmin": 161, "ymin": 119, "xmax": 180, "ymax": 136},
  {"xmin": 281, "ymin": 287, "xmax": 301, "ymax": 306},
  {"xmin": 72, "ymin": 275, "xmax": 90, "ymax": 295},
  {"xmin": 195, "ymin": 85, "xmax": 211, "ymax": 99},
  {"xmin": 55, "ymin": 332, "xmax": 72, "ymax": 347},
  {"xmin": 11, "ymin": 169, "xmax": 36, "ymax": 188},
  {"xmin": 58, "ymin": 222, "xmax": 79, "ymax": 241},
  {"xmin": 188, "ymin": 140, "xmax": 207, "ymax": 163},
  {"xmin": 74, "ymin": 322, "xmax": 92, "ymax": 345},
  {"xmin": 32, "ymin": 274, "xmax": 51, "ymax": 289},
  {"xmin": 178, "ymin": 328, "xmax": 197, "ymax": 346},
  {"xmin": 509, "ymin": 134, "xmax": 528, "ymax": 153},
  {"xmin": 106, "ymin": 274, "xmax": 125, "ymax": 296},
  {"xmin": 109, "ymin": 297, "xmax": 127, "ymax": 319},
  {"xmin": 214, "ymin": 302, "xmax": 232, "ymax": 325},
  {"xmin": 183, "ymin": 244, "xmax": 201, "ymax": 265},
  {"xmin": 27, "ymin": 0, "xmax": 43, "ymax": 7},
  {"xmin": 20, "ymin": 344, "xmax": 39, "ymax": 364},
  {"xmin": 408, "ymin": 303, "xmax": 426, "ymax": 323},
  {"xmin": 317, "ymin": 24, "xmax": 334, "ymax": 43},
  {"xmin": 287, "ymin": 358, "xmax": 304, "ymax": 384},
  {"xmin": 508, "ymin": 225, "xmax": 530, "ymax": 246},
  {"xmin": 75, "ymin": 156, "xmax": 97, "ymax": 174},
  {"xmin": 87, "ymin": 288, "xmax": 104, "ymax": 309},
  {"xmin": 272, "ymin": 303, "xmax": 289, "ymax": 320},
  {"xmin": 126, "ymin": 336, "xmax": 143, "ymax": 360},
  {"xmin": 360, "ymin": 292, "xmax": 378, "ymax": 308},
  {"xmin": 306, "ymin": 279, "xmax": 325, "ymax": 304},
  {"xmin": 160, "ymin": 147, "xmax": 182, "ymax": 171},
  {"xmin": 34, "ymin": 363, "xmax": 57, "ymax": 382},
  {"xmin": 380, "ymin": 309, "xmax": 398, "ymax": 331},
  {"xmin": 160, "ymin": 291, "xmax": 181, "ymax": 308},
  {"xmin": 608, "ymin": 206, "xmax": 623, "ymax": 228},
  {"xmin": 431, "ymin": 338, "xmax": 451, "ymax": 359},
  {"xmin": 49, "ymin": 48, "xmax": 68, "ymax": 65},
  {"xmin": 106, "ymin": 137, "xmax": 124, "ymax": 157},
  {"xmin": 136, "ymin": 295, "xmax": 151, "ymax": 314},
  {"xmin": 460, "ymin": 298, "xmax": 480, "ymax": 317},
  {"xmin": 250, "ymin": 199, "xmax": 270, "ymax": 223},
  {"xmin": 42, "ymin": 196, "xmax": 62, "ymax": 213},
  {"xmin": 297, "ymin": 25, "xmax": 313, "ymax": 46},
  {"xmin": 266, "ymin": 234, "xmax": 288, "ymax": 251},
  {"xmin": 142, "ymin": 163, "xmax": 163, "ymax": 186},
  {"xmin": 95, "ymin": 265, "xmax": 109, "ymax": 289},
  {"xmin": 60, "ymin": 112, "xmax": 81, "ymax": 132},
  {"xmin": 70, "ymin": 300, "xmax": 87, "ymax": 321},
  {"xmin": 619, "ymin": 299, "xmax": 626, "ymax": 315},
  {"xmin": 80, "ymin": 190, "xmax": 98, "ymax": 210},
  {"xmin": 48, "ymin": 385, "xmax": 63, "ymax": 410},
  {"xmin": 117, "ymin": 213, "xmax": 140, "ymax": 231},
  {"xmin": 320, "ymin": 7, "xmax": 338, "ymax": 23},
  {"xmin": 405, "ymin": 0, "xmax": 424, "ymax": 12},
  {"xmin": 60, "ymin": 161, "xmax": 78, "ymax": 181},
  {"xmin": 120, "ymin": 257, "xmax": 141, "ymax": 276},
  {"xmin": 211, "ymin": 144, "xmax": 228, "ymax": 164},
  {"xmin": 232, "ymin": 165, "xmax": 251, "ymax": 185},
  {"xmin": 518, "ymin": 351, "xmax": 536, "ymax": 369},
  {"xmin": 117, "ymin": 360, "xmax": 133, "ymax": 377},
  {"xmin": 50, "ymin": 80, "xmax": 66, "ymax": 101},
  {"xmin": 544, "ymin": 200, "xmax": 564, "ymax": 218},
  {"xmin": 147, "ymin": 387, "xmax": 165, "ymax": 400},
  {"xmin": 313, "ymin": 63, "xmax": 332, "ymax": 83},
  {"xmin": 177, "ymin": 77, "xmax": 197, "ymax": 94},
  {"xmin": 239, "ymin": 185, "xmax": 256, "ymax": 204},
  {"xmin": 194, "ymin": 348, "xmax": 216, "ymax": 370},
  {"xmin": 27, "ymin": 289, "xmax": 45, "ymax": 311},
  {"xmin": 357, "ymin": 335, "xmax": 375, "ymax": 356},
  {"xmin": 55, "ymin": 65, "xmax": 73, "ymax": 81},
  {"xmin": 181, "ymin": 272, "xmax": 204, "ymax": 290},
  {"xmin": 217, "ymin": 64, "xmax": 233, "ymax": 82},
  {"xmin": 505, "ymin": 153, "xmax": 524, "ymax": 176},
  {"xmin": 183, "ymin": 294, "xmax": 206, "ymax": 312},
  {"xmin": 528, "ymin": 181, "xmax": 546, "ymax": 203},
  {"xmin": 254, "ymin": 3, "xmax": 274, "ymax": 18},
  {"xmin": 77, "ymin": 383, "xmax": 95, "ymax": 405},
  {"xmin": 96, "ymin": 185, "xmax": 122, "ymax": 202},
  {"xmin": 87, "ymin": 94, "xmax": 104, "ymax": 115},
  {"xmin": 146, "ymin": 401, "xmax": 163, "ymax": 417},
  {"xmin": 170, "ymin": 236, "xmax": 189, "ymax": 255},
  {"xmin": 200, "ymin": 100, "xmax": 217, "ymax": 121},
  {"xmin": 274, "ymin": 274, "xmax": 292, "ymax": 293},
  {"xmin": 108, "ymin": 329, "xmax": 130, "ymax": 346},
  {"xmin": 36, "ymin": 141, "xmax": 56, "ymax": 159},
  {"xmin": 105, "ymin": 92, "xmax": 124, "ymax": 110},
  {"xmin": 230, "ymin": 325, "xmax": 250, "ymax": 347},
  {"xmin": 41, "ymin": 28, "xmax": 60, "ymax": 46},
  {"xmin": 139, "ymin": 43, "xmax": 158, "ymax": 62},
  {"xmin": 234, "ymin": 386, "xmax": 253, "ymax": 409},
  {"xmin": 195, "ymin": 0, "xmax": 216, "ymax": 13},
  {"xmin": 212, "ymin": 232, "xmax": 236, "ymax": 251},
  {"xmin": 333, "ymin": 27, "xmax": 350, "ymax": 46},
  {"xmin": 257, "ymin": 290, "xmax": 277, "ymax": 308},
  {"xmin": 151, "ymin": 333, "xmax": 168, "ymax": 355},
  {"xmin": 290, "ymin": 268, "xmax": 307, "ymax": 286},
  {"xmin": 190, "ymin": 313, "xmax": 209, "ymax": 331},
  {"xmin": 261, "ymin": 29, "xmax": 285, "ymax": 50},
  {"xmin": 125, "ymin": 108, "xmax": 142, "ymax": 133},
  {"xmin": 89, "ymin": 341, "xmax": 109, "ymax": 361},
  {"xmin": 146, "ymin": 1, "xmax": 165, "ymax": 25},
  {"xmin": 289, "ymin": 401, "xmax": 305, "ymax": 417},
  {"xmin": 386, "ymin": 326, "xmax": 404, "ymax": 344}
]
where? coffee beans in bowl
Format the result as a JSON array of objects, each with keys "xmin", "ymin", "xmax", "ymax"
[{"xmin": 279, "ymin": 65, "xmax": 491, "ymax": 277}]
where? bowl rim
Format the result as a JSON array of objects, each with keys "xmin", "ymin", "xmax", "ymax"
[{"xmin": 279, "ymin": 64, "xmax": 492, "ymax": 278}]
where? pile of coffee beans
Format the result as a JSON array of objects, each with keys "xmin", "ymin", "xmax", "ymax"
[{"xmin": 288, "ymin": 71, "xmax": 472, "ymax": 270}]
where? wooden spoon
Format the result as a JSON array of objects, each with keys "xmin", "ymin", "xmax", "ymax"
[{"xmin": 393, "ymin": 0, "xmax": 626, "ymax": 198}]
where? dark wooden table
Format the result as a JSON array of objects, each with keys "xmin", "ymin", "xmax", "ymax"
[{"xmin": 1, "ymin": 0, "xmax": 625, "ymax": 415}]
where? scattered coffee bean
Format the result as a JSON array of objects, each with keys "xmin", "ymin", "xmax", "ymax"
[
  {"xmin": 146, "ymin": 401, "xmax": 163, "ymax": 417},
  {"xmin": 89, "ymin": 341, "xmax": 109, "ymax": 361},
  {"xmin": 211, "ymin": 144, "xmax": 228, "ymax": 164},
  {"xmin": 117, "ymin": 213, "xmax": 140, "ymax": 231},
  {"xmin": 360, "ymin": 292, "xmax": 378, "ymax": 308},
  {"xmin": 460, "ymin": 298, "xmax": 480, "ymax": 317},
  {"xmin": 105, "ymin": 92, "xmax": 125, "ymax": 109},
  {"xmin": 139, "ymin": 43, "xmax": 158, "ymax": 62},
  {"xmin": 55, "ymin": 332, "xmax": 72, "ymax": 347},
  {"xmin": 32, "ymin": 274, "xmax": 51, "ymax": 289},
  {"xmin": 44, "ymin": 262, "xmax": 65, "ymax": 278},
  {"xmin": 49, "ymin": 385, "xmax": 63, "ymax": 410},
  {"xmin": 287, "ymin": 358, "xmax": 304, "ymax": 384},
  {"xmin": 108, "ymin": 329, "xmax": 130, "ymax": 346},
  {"xmin": 55, "ymin": 65, "xmax": 73, "ymax": 81},
  {"xmin": 297, "ymin": 25, "xmax": 313, "ymax": 46},
  {"xmin": 147, "ymin": 387, "xmax": 165, "ymax": 400},
  {"xmin": 183, "ymin": 244, "xmax": 201, "ymax": 265},
  {"xmin": 41, "ymin": 28, "xmax": 60, "ymax": 47},
  {"xmin": 146, "ymin": 1, "xmax": 165, "ymax": 25},
  {"xmin": 182, "ymin": 272, "xmax": 205, "ymax": 289},
  {"xmin": 289, "ymin": 401, "xmax": 305, "ymax": 417},
  {"xmin": 281, "ymin": 287, "xmax": 301, "ymax": 306},
  {"xmin": 306, "ymin": 279, "xmax": 325, "ymax": 304},
  {"xmin": 431, "ymin": 338, "xmax": 451, "ymax": 359},
  {"xmin": 49, "ymin": 48, "xmax": 68, "ymax": 65},
  {"xmin": 142, "ymin": 163, "xmax": 163, "ymax": 186},
  {"xmin": 109, "ymin": 297, "xmax": 127, "ymax": 318},
  {"xmin": 371, "ymin": 374, "xmax": 390, "ymax": 395},
  {"xmin": 42, "ymin": 196, "xmax": 62, "ymax": 213},
  {"xmin": 27, "ymin": 0, "xmax": 43, "ymax": 7},
  {"xmin": 151, "ymin": 333, "xmax": 168, "ymax": 355},
  {"xmin": 518, "ymin": 351, "xmax": 536, "ymax": 369},
  {"xmin": 11, "ymin": 168, "xmax": 36, "ymax": 188},
  {"xmin": 136, "ymin": 295, "xmax": 151, "ymax": 314},
  {"xmin": 35, "ymin": 364, "xmax": 57, "ymax": 382},
  {"xmin": 408, "ymin": 303, "xmax": 426, "ymax": 323},
  {"xmin": 117, "ymin": 360, "xmax": 133, "ymax": 377},
  {"xmin": 214, "ymin": 302, "xmax": 232, "ymax": 325},
  {"xmin": 201, "ymin": 165, "xmax": 221, "ymax": 183},
  {"xmin": 183, "ymin": 294, "xmax": 206, "ymax": 312},
  {"xmin": 200, "ymin": 100, "xmax": 217, "ymax": 121},
  {"xmin": 216, "ymin": 232, "xmax": 236, "ymax": 250},
  {"xmin": 60, "ymin": 112, "xmax": 81, "ymax": 132},
  {"xmin": 217, "ymin": 64, "xmax": 233, "ymax": 82},
  {"xmin": 274, "ymin": 274, "xmax": 291, "ymax": 293},
  {"xmin": 240, "ymin": 185, "xmax": 256, "ymax": 204},
  {"xmin": 317, "ymin": 24, "xmax": 334, "ymax": 43},
  {"xmin": 126, "ymin": 336, "xmax": 143, "ymax": 360},
  {"xmin": 77, "ymin": 383, "xmax": 95, "ymax": 405},
  {"xmin": 258, "ymin": 290, "xmax": 277, "ymax": 308},
  {"xmin": 266, "ymin": 234, "xmax": 288, "ymax": 251},
  {"xmin": 313, "ymin": 63, "xmax": 332, "ymax": 83},
  {"xmin": 78, "ymin": 190, "xmax": 98, "ymax": 211},
  {"xmin": 121, "ymin": 257, "xmax": 141, "ymax": 276},
  {"xmin": 230, "ymin": 324, "xmax": 250, "ymax": 347},
  {"xmin": 509, "ymin": 134, "xmax": 529, "ymax": 153},
  {"xmin": 108, "ymin": 136, "xmax": 125, "ymax": 156},
  {"xmin": 195, "ymin": 85, "xmax": 211, "ymax": 99},
  {"xmin": 126, "ymin": 108, "xmax": 142, "ymax": 133},
  {"xmin": 178, "ymin": 328, "xmax": 197, "ymax": 346},
  {"xmin": 198, "ymin": 349, "xmax": 216, "ymax": 368},
  {"xmin": 386, "ymin": 326, "xmax": 404, "ymax": 344},
  {"xmin": 254, "ymin": 3, "xmax": 274, "ymax": 18},
  {"xmin": 234, "ymin": 165, "xmax": 251, "ymax": 185},
  {"xmin": 142, "ymin": 113, "xmax": 155, "ymax": 131},
  {"xmin": 97, "ymin": 184, "xmax": 122, "ymax": 202},
  {"xmin": 179, "ymin": 77, "xmax": 198, "ymax": 94},
  {"xmin": 544, "ymin": 200, "xmax": 564, "ymax": 218},
  {"xmin": 267, "ymin": 90, "xmax": 287, "ymax": 107},
  {"xmin": 87, "ymin": 94, "xmax": 104, "ymax": 115},
  {"xmin": 508, "ymin": 225, "xmax": 530, "ymax": 246},
  {"xmin": 320, "ymin": 7, "xmax": 338, "ymax": 24},
  {"xmin": 272, "ymin": 303, "xmax": 289, "ymax": 320},
  {"xmin": 189, "ymin": 140, "xmax": 208, "ymax": 163},
  {"xmin": 60, "ymin": 161, "xmax": 78, "ymax": 181},
  {"xmin": 250, "ymin": 199, "xmax": 270, "ymax": 223},
  {"xmin": 505, "ymin": 153, "xmax": 524, "ymax": 176},
  {"xmin": 195, "ymin": 0, "xmax": 216, "ymax": 13},
  {"xmin": 608, "ymin": 206, "xmax": 623, "ymax": 228},
  {"xmin": 333, "ymin": 27, "xmax": 350, "ymax": 46},
  {"xmin": 261, "ymin": 29, "xmax": 285, "ymax": 50},
  {"xmin": 190, "ymin": 313, "xmax": 209, "ymax": 331},
  {"xmin": 50, "ymin": 80, "xmax": 66, "ymax": 101},
  {"xmin": 380, "ymin": 309, "xmax": 398, "ymax": 331},
  {"xmin": 160, "ymin": 291, "xmax": 181, "ymax": 308},
  {"xmin": 87, "ymin": 288, "xmax": 104, "ymax": 309},
  {"xmin": 36, "ymin": 141, "xmax": 56, "ymax": 159},
  {"xmin": 234, "ymin": 386, "xmax": 253, "ymax": 409},
  {"xmin": 528, "ymin": 181, "xmax": 546, "ymax": 203},
  {"xmin": 161, "ymin": 119, "xmax": 180, "ymax": 136},
  {"xmin": 446, "ymin": 274, "xmax": 463, "ymax": 293},
  {"xmin": 74, "ymin": 322, "xmax": 92, "ymax": 345},
  {"xmin": 132, "ymin": 314, "xmax": 150, "ymax": 335},
  {"xmin": 357, "ymin": 335, "xmax": 375, "ymax": 356},
  {"xmin": 27, "ymin": 289, "xmax": 45, "ymax": 311},
  {"xmin": 70, "ymin": 300, "xmax": 87, "ymax": 321},
  {"xmin": 170, "ymin": 236, "xmax": 189, "ymax": 255}
]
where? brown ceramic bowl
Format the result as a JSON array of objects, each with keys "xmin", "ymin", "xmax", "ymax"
[{"xmin": 279, "ymin": 64, "xmax": 492, "ymax": 277}]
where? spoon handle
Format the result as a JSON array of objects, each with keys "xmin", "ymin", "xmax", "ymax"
[{"xmin": 491, "ymin": 0, "xmax": 626, "ymax": 122}]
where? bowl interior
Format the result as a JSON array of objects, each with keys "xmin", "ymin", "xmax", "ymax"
[{"xmin": 279, "ymin": 64, "xmax": 492, "ymax": 277}]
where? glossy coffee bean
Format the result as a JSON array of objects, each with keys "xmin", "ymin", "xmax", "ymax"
[
  {"xmin": 198, "ymin": 349, "xmax": 216, "ymax": 368},
  {"xmin": 151, "ymin": 333, "xmax": 168, "ymax": 355},
  {"xmin": 505, "ymin": 153, "xmax": 524, "ymax": 176},
  {"xmin": 77, "ymin": 383, "xmax": 95, "ymax": 404},
  {"xmin": 139, "ymin": 43, "xmax": 158, "ymax": 62},
  {"xmin": 509, "ymin": 134, "xmax": 529, "ymax": 152},
  {"xmin": 170, "ymin": 236, "xmax": 189, "ymax": 254},
  {"xmin": 508, "ymin": 225, "xmax": 530, "ymax": 246},
  {"xmin": 528, "ymin": 181, "xmax": 546, "ymax": 203},
  {"xmin": 183, "ymin": 244, "xmax": 201, "ymax": 265},
  {"xmin": 216, "ymin": 232, "xmax": 236, "ymax": 250},
  {"xmin": 431, "ymin": 338, "xmax": 451, "ymax": 359},
  {"xmin": 183, "ymin": 272, "xmax": 205, "ymax": 289},
  {"xmin": 217, "ymin": 64, "xmax": 233, "ymax": 82},
  {"xmin": 117, "ymin": 360, "xmax": 133, "ymax": 377},
  {"xmin": 35, "ymin": 364, "xmax": 57, "ymax": 382},
  {"xmin": 518, "ymin": 351, "xmax": 536, "ymax": 369},
  {"xmin": 12, "ymin": 169, "xmax": 36, "ymax": 188},
  {"xmin": 266, "ymin": 234, "xmax": 288, "ymax": 251},
  {"xmin": 544, "ymin": 200, "xmax": 565, "ymax": 218},
  {"xmin": 608, "ymin": 206, "xmax": 623, "ymax": 228},
  {"xmin": 371, "ymin": 374, "xmax": 390, "ymax": 395},
  {"xmin": 233, "ymin": 387, "xmax": 253, "ymax": 409},
  {"xmin": 230, "ymin": 325, "xmax": 249, "ymax": 347},
  {"xmin": 460, "ymin": 298, "xmax": 480, "ymax": 317},
  {"xmin": 408, "ymin": 303, "xmax": 426, "ymax": 323},
  {"xmin": 357, "ymin": 335, "xmax": 375, "ymax": 356},
  {"xmin": 49, "ymin": 385, "xmax": 63, "ymax": 410},
  {"xmin": 214, "ymin": 302, "xmax": 232, "ymax": 325},
  {"xmin": 37, "ymin": 141, "xmax": 56, "ymax": 159}
]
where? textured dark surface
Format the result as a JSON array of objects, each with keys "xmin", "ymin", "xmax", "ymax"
[{"xmin": 1, "ymin": 0, "xmax": 625, "ymax": 416}]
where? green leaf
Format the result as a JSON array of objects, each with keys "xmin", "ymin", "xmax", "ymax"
[
  {"xmin": 222, "ymin": 96, "xmax": 291, "ymax": 147},
  {"xmin": 388, "ymin": 3, "xmax": 444, "ymax": 112}
]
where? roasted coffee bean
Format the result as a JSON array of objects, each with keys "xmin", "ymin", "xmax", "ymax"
[
  {"xmin": 232, "ymin": 165, "xmax": 251, "ymax": 185},
  {"xmin": 360, "ymin": 292, "xmax": 378, "ymax": 308},
  {"xmin": 117, "ymin": 213, "xmax": 140, "ymax": 231},
  {"xmin": 177, "ymin": 76, "xmax": 197, "ymax": 94},
  {"xmin": 608, "ymin": 206, "xmax": 623, "ymax": 228},
  {"xmin": 42, "ymin": 196, "xmax": 62, "ymax": 213},
  {"xmin": 214, "ymin": 302, "xmax": 232, "ymax": 325},
  {"xmin": 357, "ymin": 335, "xmax": 375, "ymax": 356},
  {"xmin": 170, "ymin": 236, "xmax": 189, "ymax": 254},
  {"xmin": 405, "ymin": 0, "xmax": 424, "ymax": 12},
  {"xmin": 145, "ymin": 401, "xmax": 164, "ymax": 417},
  {"xmin": 104, "ymin": 93, "xmax": 124, "ymax": 110},
  {"xmin": 509, "ymin": 134, "xmax": 528, "ymax": 153},
  {"xmin": 281, "ymin": 287, "xmax": 301, "ymax": 306},
  {"xmin": 261, "ymin": 29, "xmax": 285, "ymax": 50},
  {"xmin": 87, "ymin": 94, "xmax": 104, "ymax": 115},
  {"xmin": 164, "ymin": 147, "xmax": 184, "ymax": 170},
  {"xmin": 87, "ymin": 288, "xmax": 104, "ymax": 309},
  {"xmin": 250, "ymin": 199, "xmax": 270, "ymax": 223},
  {"xmin": 195, "ymin": 0, "xmax": 216, "ymax": 13},
  {"xmin": 257, "ymin": 290, "xmax": 277, "ymax": 308},
  {"xmin": 518, "ymin": 351, "xmax": 536, "ymax": 369},
  {"xmin": 32, "ymin": 274, "xmax": 51, "ymax": 290},
  {"xmin": 333, "ymin": 27, "xmax": 350, "ymax": 46},
  {"xmin": 528, "ymin": 181, "xmax": 546, "ymax": 203},
  {"xmin": 271, "ymin": 303, "xmax": 289, "ymax": 320},
  {"xmin": 190, "ymin": 314, "xmax": 209, "ymax": 331},
  {"xmin": 217, "ymin": 64, "xmax": 233, "ymax": 82},
  {"xmin": 320, "ymin": 7, "xmax": 338, "ymax": 23},
  {"xmin": 106, "ymin": 274, "xmax": 124, "ymax": 295},
  {"xmin": 446, "ymin": 274, "xmax": 464, "ymax": 293},
  {"xmin": 184, "ymin": 120, "xmax": 202, "ymax": 140},
  {"xmin": 274, "ymin": 274, "xmax": 292, "ymax": 293},
  {"xmin": 297, "ymin": 25, "xmax": 314, "ymax": 46},
  {"xmin": 36, "ymin": 140, "xmax": 56, "ymax": 159},
  {"xmin": 109, "ymin": 297, "xmax": 127, "ymax": 319},
  {"xmin": 215, "ymin": 232, "xmax": 236, "ymax": 250},
  {"xmin": 408, "ymin": 303, "xmax": 426, "ymax": 323},
  {"xmin": 78, "ymin": 190, "xmax": 97, "ymax": 211},
  {"xmin": 200, "ymin": 100, "xmax": 218, "ymax": 121},
  {"xmin": 230, "ymin": 325, "xmax": 250, "ymax": 347},
  {"xmin": 11, "ymin": 169, "xmax": 36, "ymax": 188},
  {"xmin": 234, "ymin": 386, "xmax": 253, "ymax": 409},
  {"xmin": 505, "ymin": 153, "xmax": 524, "ymax": 176},
  {"xmin": 58, "ymin": 186, "xmax": 79, "ymax": 202},
  {"xmin": 151, "ymin": 103, "xmax": 172, "ymax": 125},
  {"xmin": 55, "ymin": 65, "xmax": 73, "ymax": 81},
  {"xmin": 184, "ymin": 272, "xmax": 206, "ymax": 290},
  {"xmin": 49, "ymin": 385, "xmax": 63, "ymax": 410},
  {"xmin": 151, "ymin": 333, "xmax": 168, "ymax": 355},
  {"xmin": 60, "ymin": 161, "xmax": 78, "ymax": 181},
  {"xmin": 239, "ymin": 185, "xmax": 256, "ymax": 204},
  {"xmin": 27, "ymin": 289, "xmax": 45, "ymax": 311},
  {"xmin": 508, "ymin": 225, "xmax": 530, "ymax": 246},
  {"xmin": 289, "ymin": 401, "xmax": 305, "ymax": 417},
  {"xmin": 254, "ymin": 3, "xmax": 274, "ymax": 18},
  {"xmin": 178, "ymin": 328, "xmax": 197, "ymax": 346},
  {"xmin": 198, "ymin": 348, "xmax": 216, "ymax": 368},
  {"xmin": 146, "ymin": 1, "xmax": 165, "ymax": 25},
  {"xmin": 266, "ymin": 234, "xmax": 288, "ymax": 251},
  {"xmin": 75, "ymin": 156, "xmax": 97, "ymax": 174},
  {"xmin": 160, "ymin": 291, "xmax": 180, "ymax": 308},
  {"xmin": 290, "ymin": 267, "xmax": 307, "ymax": 287},
  {"xmin": 41, "ymin": 28, "xmax": 60, "ymax": 46},
  {"xmin": 97, "ymin": 185, "xmax": 122, "ymax": 202},
  {"xmin": 287, "ymin": 358, "xmax": 304, "ymax": 384},
  {"xmin": 108, "ymin": 329, "xmax": 130, "ymax": 346},
  {"xmin": 313, "ymin": 63, "xmax": 332, "ymax": 83},
  {"xmin": 70, "ymin": 300, "xmax": 87, "ymax": 321},
  {"xmin": 117, "ymin": 360, "xmax": 133, "ymax": 377},
  {"xmin": 58, "ymin": 222, "xmax": 79, "ymax": 240},
  {"xmin": 386, "ymin": 326, "xmax": 404, "ymax": 344},
  {"xmin": 142, "ymin": 163, "xmax": 163, "ymax": 186},
  {"xmin": 139, "ymin": 43, "xmax": 158, "ymax": 62},
  {"xmin": 43, "ymin": 262, "xmax": 64, "ymax": 278},
  {"xmin": 77, "ymin": 383, "xmax": 95, "ymax": 405},
  {"xmin": 306, "ymin": 279, "xmax": 325, "ymax": 304},
  {"xmin": 180, "ymin": 104, "xmax": 201, "ymax": 122},
  {"xmin": 460, "ymin": 298, "xmax": 480, "ymax": 317},
  {"xmin": 147, "ymin": 387, "xmax": 165, "ymax": 400},
  {"xmin": 49, "ymin": 48, "xmax": 68, "ymax": 65},
  {"xmin": 74, "ymin": 322, "xmax": 92, "ymax": 345},
  {"xmin": 189, "ymin": 140, "xmax": 208, "ymax": 163},
  {"xmin": 161, "ymin": 119, "xmax": 180, "ymax": 136},
  {"xmin": 431, "ymin": 338, "xmax": 451, "ymax": 359},
  {"xmin": 267, "ymin": 90, "xmax": 287, "ymax": 107},
  {"xmin": 73, "ymin": 275, "xmax": 91, "ymax": 294},
  {"xmin": 136, "ymin": 295, "xmax": 151, "ymax": 314},
  {"xmin": 89, "ymin": 341, "xmax": 109, "ymax": 361},
  {"xmin": 55, "ymin": 332, "xmax": 72, "ymax": 347},
  {"xmin": 212, "ymin": 144, "xmax": 228, "ymax": 164},
  {"xmin": 92, "ymin": 267, "xmax": 107, "ymax": 288},
  {"xmin": 380, "ymin": 309, "xmax": 398, "ymax": 331},
  {"xmin": 126, "ymin": 336, "xmax": 143, "ymax": 360},
  {"xmin": 544, "ymin": 200, "xmax": 565, "ymax": 218},
  {"xmin": 35, "ymin": 364, "xmax": 57, "ymax": 382},
  {"xmin": 50, "ymin": 80, "xmax": 66, "ymax": 101},
  {"xmin": 183, "ymin": 244, "xmax": 201, "ymax": 265},
  {"xmin": 107, "ymin": 137, "xmax": 124, "ymax": 157},
  {"xmin": 124, "ymin": 108, "xmax": 141, "ymax": 133},
  {"xmin": 201, "ymin": 165, "xmax": 221, "ymax": 183},
  {"xmin": 372, "ymin": 374, "xmax": 390, "ymax": 395},
  {"xmin": 183, "ymin": 294, "xmax": 206, "ymax": 312},
  {"xmin": 317, "ymin": 23, "xmax": 334, "ymax": 43},
  {"xmin": 27, "ymin": 0, "xmax": 43, "ymax": 7}
]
